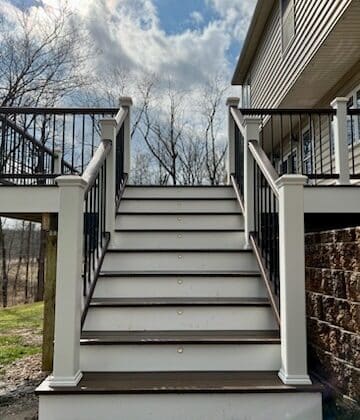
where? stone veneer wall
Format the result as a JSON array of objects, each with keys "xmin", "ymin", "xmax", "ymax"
[{"xmin": 305, "ymin": 227, "xmax": 360, "ymax": 404}]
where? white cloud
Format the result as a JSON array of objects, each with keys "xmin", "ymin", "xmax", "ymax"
[
  {"xmin": 190, "ymin": 11, "xmax": 204, "ymax": 25},
  {"xmin": 2, "ymin": 0, "xmax": 254, "ymax": 104}
]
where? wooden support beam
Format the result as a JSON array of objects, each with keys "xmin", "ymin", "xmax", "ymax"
[{"xmin": 42, "ymin": 213, "xmax": 58, "ymax": 372}]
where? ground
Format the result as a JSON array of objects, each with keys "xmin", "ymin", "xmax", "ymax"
[{"xmin": 0, "ymin": 303, "xmax": 45, "ymax": 420}]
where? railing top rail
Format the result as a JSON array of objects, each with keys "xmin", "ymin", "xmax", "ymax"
[
  {"xmin": 248, "ymin": 140, "xmax": 279, "ymax": 197},
  {"xmin": 82, "ymin": 139, "xmax": 112, "ymax": 195},
  {"xmin": 239, "ymin": 108, "xmax": 336, "ymax": 116},
  {"xmin": 348, "ymin": 109, "xmax": 360, "ymax": 115},
  {"xmin": 115, "ymin": 107, "xmax": 129, "ymax": 135},
  {"xmin": 0, "ymin": 107, "xmax": 119, "ymax": 115},
  {"xmin": 230, "ymin": 107, "xmax": 246, "ymax": 137}
]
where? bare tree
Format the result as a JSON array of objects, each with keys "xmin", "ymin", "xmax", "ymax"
[
  {"xmin": 0, "ymin": 5, "xmax": 89, "ymax": 107},
  {"xmin": 199, "ymin": 77, "xmax": 229, "ymax": 185}
]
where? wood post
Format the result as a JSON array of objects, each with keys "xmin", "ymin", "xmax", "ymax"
[
  {"xmin": 331, "ymin": 97, "xmax": 350, "ymax": 185},
  {"xmin": 275, "ymin": 174, "xmax": 311, "ymax": 385},
  {"xmin": 42, "ymin": 213, "xmax": 58, "ymax": 372}
]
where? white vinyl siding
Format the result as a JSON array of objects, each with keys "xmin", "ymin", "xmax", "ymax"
[{"xmin": 248, "ymin": 0, "xmax": 353, "ymax": 109}]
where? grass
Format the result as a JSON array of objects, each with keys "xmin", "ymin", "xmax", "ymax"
[{"xmin": 0, "ymin": 302, "xmax": 43, "ymax": 369}]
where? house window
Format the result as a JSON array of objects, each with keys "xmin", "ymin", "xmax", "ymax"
[
  {"xmin": 346, "ymin": 85, "xmax": 360, "ymax": 145},
  {"xmin": 280, "ymin": 150, "xmax": 297, "ymax": 175},
  {"xmin": 281, "ymin": 0, "xmax": 295, "ymax": 51},
  {"xmin": 302, "ymin": 129, "xmax": 313, "ymax": 175}
]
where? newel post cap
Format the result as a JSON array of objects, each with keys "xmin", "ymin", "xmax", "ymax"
[
  {"xmin": 275, "ymin": 174, "xmax": 307, "ymax": 189},
  {"xmin": 331, "ymin": 97, "xmax": 349, "ymax": 108},
  {"xmin": 119, "ymin": 96, "xmax": 133, "ymax": 107},
  {"xmin": 226, "ymin": 97, "xmax": 240, "ymax": 107},
  {"xmin": 56, "ymin": 175, "xmax": 87, "ymax": 189}
]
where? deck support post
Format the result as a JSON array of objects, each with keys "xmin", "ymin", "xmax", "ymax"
[
  {"xmin": 119, "ymin": 97, "xmax": 133, "ymax": 177},
  {"xmin": 276, "ymin": 174, "xmax": 311, "ymax": 385},
  {"xmin": 243, "ymin": 117, "xmax": 261, "ymax": 248},
  {"xmin": 100, "ymin": 118, "xmax": 117, "ymax": 233},
  {"xmin": 226, "ymin": 98, "xmax": 240, "ymax": 184},
  {"xmin": 331, "ymin": 97, "xmax": 350, "ymax": 185},
  {"xmin": 49, "ymin": 175, "xmax": 87, "ymax": 387}
]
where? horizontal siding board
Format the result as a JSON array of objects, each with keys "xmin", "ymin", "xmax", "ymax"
[{"xmin": 248, "ymin": 0, "xmax": 353, "ymax": 108}]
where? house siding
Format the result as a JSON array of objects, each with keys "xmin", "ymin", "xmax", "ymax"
[{"xmin": 248, "ymin": 0, "xmax": 353, "ymax": 108}]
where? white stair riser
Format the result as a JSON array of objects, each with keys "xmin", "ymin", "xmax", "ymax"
[
  {"xmin": 39, "ymin": 393, "xmax": 323, "ymax": 420},
  {"xmin": 80, "ymin": 344, "xmax": 281, "ymax": 372},
  {"xmin": 118, "ymin": 199, "xmax": 240, "ymax": 213},
  {"xmin": 115, "ymin": 214, "xmax": 244, "ymax": 230},
  {"xmin": 109, "ymin": 231, "xmax": 247, "ymax": 250},
  {"xmin": 94, "ymin": 276, "xmax": 266, "ymax": 299},
  {"xmin": 123, "ymin": 187, "xmax": 235, "ymax": 199},
  {"xmin": 102, "ymin": 252, "xmax": 257, "ymax": 272},
  {"xmin": 83, "ymin": 307, "xmax": 276, "ymax": 331}
]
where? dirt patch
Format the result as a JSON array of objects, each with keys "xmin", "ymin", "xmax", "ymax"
[{"xmin": 0, "ymin": 354, "xmax": 46, "ymax": 420}]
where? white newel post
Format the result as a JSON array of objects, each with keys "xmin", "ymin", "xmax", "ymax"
[
  {"xmin": 331, "ymin": 97, "xmax": 350, "ymax": 185},
  {"xmin": 226, "ymin": 97, "xmax": 240, "ymax": 184},
  {"xmin": 119, "ymin": 97, "xmax": 133, "ymax": 176},
  {"xmin": 276, "ymin": 174, "xmax": 311, "ymax": 385},
  {"xmin": 49, "ymin": 175, "xmax": 87, "ymax": 387},
  {"xmin": 100, "ymin": 118, "xmax": 117, "ymax": 234},
  {"xmin": 243, "ymin": 117, "xmax": 261, "ymax": 248}
]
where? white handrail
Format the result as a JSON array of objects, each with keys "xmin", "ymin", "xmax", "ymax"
[
  {"xmin": 230, "ymin": 107, "xmax": 246, "ymax": 137},
  {"xmin": 248, "ymin": 140, "xmax": 279, "ymax": 198},
  {"xmin": 114, "ymin": 107, "xmax": 129, "ymax": 135},
  {"xmin": 82, "ymin": 139, "xmax": 112, "ymax": 194}
]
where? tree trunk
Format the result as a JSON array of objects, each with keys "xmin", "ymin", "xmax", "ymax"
[
  {"xmin": 25, "ymin": 222, "xmax": 33, "ymax": 304},
  {"xmin": 12, "ymin": 221, "xmax": 25, "ymax": 303},
  {"xmin": 0, "ymin": 219, "xmax": 9, "ymax": 308},
  {"xmin": 42, "ymin": 214, "xmax": 58, "ymax": 372},
  {"xmin": 36, "ymin": 217, "xmax": 47, "ymax": 302}
]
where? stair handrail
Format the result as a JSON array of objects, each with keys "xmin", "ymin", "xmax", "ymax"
[
  {"xmin": 248, "ymin": 140, "xmax": 279, "ymax": 197},
  {"xmin": 227, "ymin": 97, "xmax": 311, "ymax": 386}
]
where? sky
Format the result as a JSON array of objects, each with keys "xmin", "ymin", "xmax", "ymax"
[{"xmin": 3, "ymin": 0, "xmax": 256, "ymax": 94}]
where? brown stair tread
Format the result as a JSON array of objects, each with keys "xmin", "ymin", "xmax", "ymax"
[
  {"xmin": 36, "ymin": 371, "xmax": 322, "ymax": 395},
  {"xmin": 80, "ymin": 330, "xmax": 280, "ymax": 345},
  {"xmin": 89, "ymin": 297, "xmax": 270, "ymax": 307},
  {"xmin": 99, "ymin": 270, "xmax": 260, "ymax": 277}
]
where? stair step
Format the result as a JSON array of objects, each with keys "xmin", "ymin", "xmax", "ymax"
[
  {"xmin": 94, "ymin": 271, "xmax": 266, "ymax": 299},
  {"xmin": 89, "ymin": 297, "xmax": 270, "ymax": 308},
  {"xmin": 109, "ymin": 230, "xmax": 246, "ymax": 250},
  {"xmin": 102, "ymin": 250, "xmax": 257, "ymax": 272},
  {"xmin": 118, "ymin": 198, "xmax": 240, "ymax": 214},
  {"xmin": 81, "ymin": 330, "xmax": 280, "ymax": 345},
  {"xmin": 115, "ymin": 213, "xmax": 244, "ymax": 231},
  {"xmin": 37, "ymin": 371, "xmax": 321, "ymax": 394},
  {"xmin": 98, "ymin": 270, "xmax": 260, "ymax": 277},
  {"xmin": 123, "ymin": 186, "xmax": 235, "ymax": 199},
  {"xmin": 83, "ymin": 303, "xmax": 276, "ymax": 331}
]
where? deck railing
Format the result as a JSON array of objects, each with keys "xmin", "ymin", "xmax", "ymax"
[
  {"xmin": 49, "ymin": 98, "xmax": 132, "ymax": 387},
  {"xmin": 228, "ymin": 97, "xmax": 312, "ymax": 386},
  {"xmin": 0, "ymin": 107, "xmax": 118, "ymax": 185},
  {"xmin": 239, "ymin": 108, "xmax": 338, "ymax": 182}
]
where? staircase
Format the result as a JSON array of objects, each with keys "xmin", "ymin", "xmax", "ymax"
[{"xmin": 37, "ymin": 185, "xmax": 322, "ymax": 420}]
